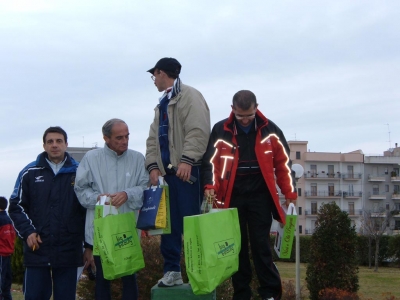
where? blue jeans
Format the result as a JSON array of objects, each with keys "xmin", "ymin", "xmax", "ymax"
[
  {"xmin": 0, "ymin": 256, "xmax": 12, "ymax": 300},
  {"xmin": 94, "ymin": 255, "xmax": 138, "ymax": 300},
  {"xmin": 23, "ymin": 266, "xmax": 77, "ymax": 300},
  {"xmin": 161, "ymin": 166, "xmax": 202, "ymax": 273}
]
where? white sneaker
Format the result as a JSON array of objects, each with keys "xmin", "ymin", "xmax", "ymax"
[{"xmin": 158, "ymin": 271, "xmax": 183, "ymax": 287}]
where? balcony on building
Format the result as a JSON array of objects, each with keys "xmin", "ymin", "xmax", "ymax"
[
  {"xmin": 392, "ymin": 193, "xmax": 400, "ymax": 202},
  {"xmin": 368, "ymin": 174, "xmax": 386, "ymax": 182},
  {"xmin": 368, "ymin": 192, "xmax": 387, "ymax": 200},
  {"xmin": 343, "ymin": 191, "xmax": 362, "ymax": 199},
  {"xmin": 342, "ymin": 209, "xmax": 362, "ymax": 216},
  {"xmin": 305, "ymin": 228, "xmax": 315, "ymax": 235},
  {"xmin": 305, "ymin": 209, "xmax": 317, "ymax": 216},
  {"xmin": 391, "ymin": 176, "xmax": 400, "ymax": 182},
  {"xmin": 342, "ymin": 172, "xmax": 362, "ymax": 180},
  {"xmin": 370, "ymin": 212, "xmax": 388, "ymax": 218},
  {"xmin": 304, "ymin": 172, "xmax": 340, "ymax": 180},
  {"xmin": 304, "ymin": 190, "xmax": 342, "ymax": 198}
]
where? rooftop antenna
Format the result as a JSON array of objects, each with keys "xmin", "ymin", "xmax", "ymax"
[{"xmin": 385, "ymin": 123, "xmax": 391, "ymax": 149}]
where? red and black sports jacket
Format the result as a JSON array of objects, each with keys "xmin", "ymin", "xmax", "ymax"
[
  {"xmin": 202, "ymin": 110, "xmax": 297, "ymax": 224},
  {"xmin": 0, "ymin": 211, "xmax": 16, "ymax": 256}
]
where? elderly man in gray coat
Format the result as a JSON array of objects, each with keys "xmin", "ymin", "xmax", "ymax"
[{"xmin": 74, "ymin": 118, "xmax": 149, "ymax": 300}]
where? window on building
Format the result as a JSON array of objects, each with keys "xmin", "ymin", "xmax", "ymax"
[
  {"xmin": 385, "ymin": 185, "xmax": 389, "ymax": 192},
  {"xmin": 348, "ymin": 202, "xmax": 354, "ymax": 215},
  {"xmin": 296, "ymin": 151, "xmax": 301, "ymax": 159},
  {"xmin": 394, "ymin": 185, "xmax": 400, "ymax": 193},
  {"xmin": 311, "ymin": 184, "xmax": 317, "ymax": 196},
  {"xmin": 311, "ymin": 202, "xmax": 317, "ymax": 214},
  {"xmin": 394, "ymin": 168, "xmax": 399, "ymax": 177},
  {"xmin": 310, "ymin": 164, "xmax": 317, "ymax": 177},
  {"xmin": 373, "ymin": 202, "xmax": 379, "ymax": 213},
  {"xmin": 299, "ymin": 225, "xmax": 302, "ymax": 234},
  {"xmin": 298, "ymin": 188, "xmax": 301, "ymax": 196},
  {"xmin": 386, "ymin": 203, "xmax": 390, "ymax": 210},
  {"xmin": 395, "ymin": 220, "xmax": 400, "ymax": 230},
  {"xmin": 384, "ymin": 167, "xmax": 388, "ymax": 175},
  {"xmin": 347, "ymin": 165, "xmax": 354, "ymax": 178},
  {"xmin": 328, "ymin": 165, "xmax": 334, "ymax": 177},
  {"xmin": 372, "ymin": 184, "xmax": 379, "ymax": 195},
  {"xmin": 372, "ymin": 166, "xmax": 378, "ymax": 176},
  {"xmin": 299, "ymin": 207, "xmax": 302, "ymax": 215},
  {"xmin": 396, "ymin": 203, "xmax": 400, "ymax": 211},
  {"xmin": 328, "ymin": 183, "xmax": 334, "ymax": 196},
  {"xmin": 348, "ymin": 184, "xmax": 354, "ymax": 196}
]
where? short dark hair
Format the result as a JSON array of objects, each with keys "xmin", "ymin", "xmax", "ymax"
[
  {"xmin": 154, "ymin": 69, "xmax": 178, "ymax": 80},
  {"xmin": 0, "ymin": 196, "xmax": 8, "ymax": 210},
  {"xmin": 102, "ymin": 118, "xmax": 127, "ymax": 138},
  {"xmin": 232, "ymin": 90, "xmax": 258, "ymax": 110},
  {"xmin": 43, "ymin": 126, "xmax": 68, "ymax": 144},
  {"xmin": 163, "ymin": 71, "xmax": 179, "ymax": 79}
]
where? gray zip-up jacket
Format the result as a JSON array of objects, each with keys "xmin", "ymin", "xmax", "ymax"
[
  {"xmin": 145, "ymin": 81, "xmax": 211, "ymax": 174},
  {"xmin": 74, "ymin": 144, "xmax": 149, "ymax": 245}
]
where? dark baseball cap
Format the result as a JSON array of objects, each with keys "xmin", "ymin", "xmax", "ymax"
[{"xmin": 147, "ymin": 57, "xmax": 181, "ymax": 75}]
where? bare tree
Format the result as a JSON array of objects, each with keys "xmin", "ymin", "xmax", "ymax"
[{"xmin": 360, "ymin": 206, "xmax": 394, "ymax": 272}]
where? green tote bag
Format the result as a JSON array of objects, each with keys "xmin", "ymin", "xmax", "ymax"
[
  {"xmin": 94, "ymin": 211, "xmax": 145, "ymax": 280},
  {"xmin": 184, "ymin": 208, "xmax": 241, "ymax": 295}
]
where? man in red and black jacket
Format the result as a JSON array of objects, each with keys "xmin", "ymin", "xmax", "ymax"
[
  {"xmin": 202, "ymin": 90, "xmax": 297, "ymax": 300},
  {"xmin": 0, "ymin": 196, "xmax": 16, "ymax": 300}
]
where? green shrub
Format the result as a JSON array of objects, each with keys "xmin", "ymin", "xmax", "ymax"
[
  {"xmin": 387, "ymin": 234, "xmax": 400, "ymax": 267},
  {"xmin": 306, "ymin": 202, "xmax": 359, "ymax": 300},
  {"xmin": 11, "ymin": 238, "xmax": 24, "ymax": 284}
]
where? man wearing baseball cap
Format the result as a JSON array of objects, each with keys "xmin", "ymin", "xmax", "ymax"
[{"xmin": 145, "ymin": 57, "xmax": 210, "ymax": 287}]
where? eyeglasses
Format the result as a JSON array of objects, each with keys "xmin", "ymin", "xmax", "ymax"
[
  {"xmin": 235, "ymin": 114, "xmax": 255, "ymax": 120},
  {"xmin": 151, "ymin": 75, "xmax": 155, "ymax": 81}
]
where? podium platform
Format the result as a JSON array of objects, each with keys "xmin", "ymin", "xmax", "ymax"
[{"xmin": 151, "ymin": 283, "xmax": 216, "ymax": 300}]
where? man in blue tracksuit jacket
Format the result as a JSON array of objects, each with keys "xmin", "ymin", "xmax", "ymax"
[{"xmin": 9, "ymin": 126, "xmax": 85, "ymax": 300}]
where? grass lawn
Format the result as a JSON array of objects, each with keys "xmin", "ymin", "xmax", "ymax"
[
  {"xmin": 11, "ymin": 263, "xmax": 400, "ymax": 299},
  {"xmin": 276, "ymin": 261, "xmax": 400, "ymax": 299}
]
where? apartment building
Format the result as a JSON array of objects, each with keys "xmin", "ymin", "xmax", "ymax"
[
  {"xmin": 279, "ymin": 141, "xmax": 400, "ymax": 236},
  {"xmin": 363, "ymin": 143, "xmax": 400, "ymax": 234},
  {"xmin": 67, "ymin": 146, "xmax": 98, "ymax": 162},
  {"xmin": 286, "ymin": 141, "xmax": 364, "ymax": 235}
]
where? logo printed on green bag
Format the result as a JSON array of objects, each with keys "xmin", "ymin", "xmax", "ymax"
[
  {"xmin": 113, "ymin": 231, "xmax": 135, "ymax": 251},
  {"xmin": 281, "ymin": 217, "xmax": 296, "ymax": 256},
  {"xmin": 214, "ymin": 238, "xmax": 236, "ymax": 258}
]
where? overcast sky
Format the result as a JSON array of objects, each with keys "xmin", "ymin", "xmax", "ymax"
[{"xmin": 1, "ymin": 0, "xmax": 399, "ymax": 197}]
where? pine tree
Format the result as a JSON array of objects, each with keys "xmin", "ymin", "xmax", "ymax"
[{"xmin": 306, "ymin": 202, "xmax": 359, "ymax": 300}]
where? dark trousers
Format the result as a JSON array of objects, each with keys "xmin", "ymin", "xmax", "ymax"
[
  {"xmin": 23, "ymin": 266, "xmax": 77, "ymax": 300},
  {"xmin": 94, "ymin": 255, "xmax": 138, "ymax": 300},
  {"xmin": 0, "ymin": 256, "xmax": 12, "ymax": 300},
  {"xmin": 230, "ymin": 192, "xmax": 282, "ymax": 300},
  {"xmin": 161, "ymin": 166, "xmax": 202, "ymax": 273}
]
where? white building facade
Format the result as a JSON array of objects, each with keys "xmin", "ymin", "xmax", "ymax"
[{"xmin": 279, "ymin": 141, "xmax": 400, "ymax": 235}]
